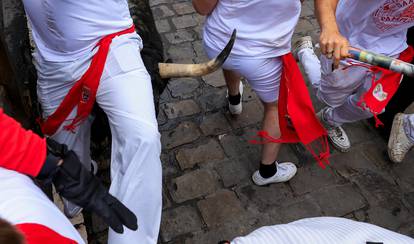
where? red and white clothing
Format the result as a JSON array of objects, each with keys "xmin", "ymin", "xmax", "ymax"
[
  {"xmin": 231, "ymin": 217, "xmax": 414, "ymax": 244},
  {"xmin": 0, "ymin": 168, "xmax": 84, "ymax": 244},
  {"xmin": 298, "ymin": 0, "xmax": 414, "ymax": 126},
  {"xmin": 203, "ymin": 0, "xmax": 301, "ymax": 102},
  {"xmin": 0, "ymin": 109, "xmax": 83, "ymax": 243},
  {"xmin": 21, "ymin": 1, "xmax": 162, "ymax": 243}
]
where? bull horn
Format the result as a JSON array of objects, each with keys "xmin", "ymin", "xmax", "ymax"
[{"xmin": 159, "ymin": 29, "xmax": 236, "ymax": 78}]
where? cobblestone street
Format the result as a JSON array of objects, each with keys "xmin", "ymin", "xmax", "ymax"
[{"xmin": 86, "ymin": 0, "xmax": 414, "ymax": 243}]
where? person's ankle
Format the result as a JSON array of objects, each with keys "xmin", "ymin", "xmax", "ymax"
[
  {"xmin": 259, "ymin": 160, "xmax": 277, "ymax": 178},
  {"xmin": 228, "ymin": 93, "xmax": 241, "ymax": 105}
]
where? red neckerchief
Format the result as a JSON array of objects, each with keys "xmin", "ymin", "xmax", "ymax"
[
  {"xmin": 251, "ymin": 53, "xmax": 330, "ymax": 168},
  {"xmin": 355, "ymin": 46, "xmax": 414, "ymax": 127},
  {"xmin": 39, "ymin": 25, "xmax": 136, "ymax": 136}
]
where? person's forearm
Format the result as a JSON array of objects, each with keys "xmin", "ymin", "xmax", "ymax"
[
  {"xmin": 192, "ymin": 0, "xmax": 218, "ymax": 16},
  {"xmin": 0, "ymin": 109, "xmax": 46, "ymax": 177},
  {"xmin": 315, "ymin": 0, "xmax": 339, "ymax": 33}
]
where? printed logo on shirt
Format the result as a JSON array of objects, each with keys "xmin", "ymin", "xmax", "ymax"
[{"xmin": 372, "ymin": 0, "xmax": 414, "ymax": 32}]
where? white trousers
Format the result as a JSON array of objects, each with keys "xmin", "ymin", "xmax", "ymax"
[
  {"xmin": 34, "ymin": 33, "xmax": 162, "ymax": 244},
  {"xmin": 231, "ymin": 217, "xmax": 414, "ymax": 244},
  {"xmin": 404, "ymin": 113, "xmax": 414, "ymax": 143},
  {"xmin": 298, "ymin": 48, "xmax": 397, "ymax": 127},
  {"xmin": 0, "ymin": 168, "xmax": 85, "ymax": 243},
  {"xmin": 204, "ymin": 41, "xmax": 283, "ymax": 103}
]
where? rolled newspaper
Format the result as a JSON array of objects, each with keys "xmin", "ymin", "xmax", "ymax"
[{"xmin": 348, "ymin": 48, "xmax": 414, "ymax": 77}]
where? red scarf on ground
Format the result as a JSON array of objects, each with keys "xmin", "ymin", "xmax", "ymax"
[
  {"xmin": 251, "ymin": 53, "xmax": 330, "ymax": 168},
  {"xmin": 39, "ymin": 26, "xmax": 136, "ymax": 136},
  {"xmin": 356, "ymin": 46, "xmax": 414, "ymax": 127}
]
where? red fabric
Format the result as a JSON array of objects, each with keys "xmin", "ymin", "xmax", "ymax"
[
  {"xmin": 0, "ymin": 109, "xmax": 45, "ymax": 177},
  {"xmin": 16, "ymin": 223, "xmax": 77, "ymax": 244},
  {"xmin": 39, "ymin": 25, "xmax": 136, "ymax": 136},
  {"xmin": 251, "ymin": 53, "xmax": 330, "ymax": 168},
  {"xmin": 357, "ymin": 46, "xmax": 414, "ymax": 127}
]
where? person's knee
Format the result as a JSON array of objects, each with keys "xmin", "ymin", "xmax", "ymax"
[{"xmin": 123, "ymin": 121, "xmax": 161, "ymax": 149}]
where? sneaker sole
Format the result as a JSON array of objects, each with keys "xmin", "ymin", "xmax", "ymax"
[{"xmin": 388, "ymin": 113, "xmax": 405, "ymax": 163}]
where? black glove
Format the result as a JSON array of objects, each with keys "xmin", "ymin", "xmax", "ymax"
[{"xmin": 38, "ymin": 138, "xmax": 138, "ymax": 234}]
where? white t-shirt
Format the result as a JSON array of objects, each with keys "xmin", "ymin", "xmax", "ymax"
[
  {"xmin": 22, "ymin": 0, "xmax": 133, "ymax": 62},
  {"xmin": 337, "ymin": 0, "xmax": 414, "ymax": 56},
  {"xmin": 203, "ymin": 0, "xmax": 301, "ymax": 59}
]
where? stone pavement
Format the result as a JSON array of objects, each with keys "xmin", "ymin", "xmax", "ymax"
[{"xmin": 87, "ymin": 0, "xmax": 414, "ymax": 243}]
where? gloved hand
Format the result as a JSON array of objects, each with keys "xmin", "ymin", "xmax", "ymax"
[{"xmin": 38, "ymin": 138, "xmax": 138, "ymax": 234}]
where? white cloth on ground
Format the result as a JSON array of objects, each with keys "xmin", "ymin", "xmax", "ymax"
[
  {"xmin": 35, "ymin": 33, "xmax": 162, "ymax": 244},
  {"xmin": 22, "ymin": 0, "xmax": 132, "ymax": 62},
  {"xmin": 203, "ymin": 0, "xmax": 301, "ymax": 59},
  {"xmin": 231, "ymin": 217, "xmax": 414, "ymax": 244},
  {"xmin": 0, "ymin": 167, "xmax": 85, "ymax": 244}
]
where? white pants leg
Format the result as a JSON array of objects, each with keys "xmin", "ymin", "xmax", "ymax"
[
  {"xmin": 0, "ymin": 168, "xmax": 84, "ymax": 243},
  {"xmin": 298, "ymin": 52, "xmax": 377, "ymax": 126},
  {"xmin": 98, "ymin": 35, "xmax": 162, "ymax": 244},
  {"xmin": 404, "ymin": 113, "xmax": 414, "ymax": 143},
  {"xmin": 297, "ymin": 48, "xmax": 321, "ymax": 89},
  {"xmin": 35, "ymin": 33, "xmax": 162, "ymax": 244}
]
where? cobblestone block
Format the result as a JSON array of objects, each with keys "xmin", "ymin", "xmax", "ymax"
[
  {"xmin": 167, "ymin": 78, "xmax": 199, "ymax": 99},
  {"xmin": 172, "ymin": 14, "xmax": 198, "ymax": 29},
  {"xmin": 367, "ymin": 205, "xmax": 410, "ymax": 230},
  {"xmin": 242, "ymin": 85, "xmax": 258, "ymax": 102},
  {"xmin": 202, "ymin": 70, "xmax": 226, "ymax": 87},
  {"xmin": 279, "ymin": 196, "xmax": 322, "ymax": 223},
  {"xmin": 226, "ymin": 100, "xmax": 264, "ymax": 129},
  {"xmin": 236, "ymin": 183, "xmax": 293, "ymax": 211},
  {"xmin": 163, "ymin": 100, "xmax": 201, "ymax": 119},
  {"xmin": 155, "ymin": 19, "xmax": 171, "ymax": 33},
  {"xmin": 214, "ymin": 158, "xmax": 250, "ymax": 187},
  {"xmin": 311, "ymin": 184, "xmax": 366, "ymax": 216},
  {"xmin": 289, "ymin": 163, "xmax": 340, "ymax": 195},
  {"xmin": 161, "ymin": 153, "xmax": 179, "ymax": 176},
  {"xmin": 199, "ymin": 88, "xmax": 227, "ymax": 112},
  {"xmin": 165, "ymin": 30, "xmax": 195, "ymax": 44},
  {"xmin": 152, "ymin": 5, "xmax": 175, "ymax": 20},
  {"xmin": 170, "ymin": 169, "xmax": 218, "ymax": 203},
  {"xmin": 197, "ymin": 190, "xmax": 246, "ymax": 228},
  {"xmin": 176, "ymin": 139, "xmax": 225, "ymax": 169},
  {"xmin": 184, "ymin": 223, "xmax": 252, "ymax": 244},
  {"xmin": 295, "ymin": 17, "xmax": 315, "ymax": 35},
  {"xmin": 218, "ymin": 133, "xmax": 261, "ymax": 161},
  {"xmin": 150, "ymin": 0, "xmax": 171, "ymax": 7},
  {"xmin": 162, "ymin": 121, "xmax": 201, "ymax": 149},
  {"xmin": 200, "ymin": 112, "xmax": 232, "ymax": 136},
  {"xmin": 167, "ymin": 42, "xmax": 194, "ymax": 61},
  {"xmin": 173, "ymin": 2, "xmax": 195, "ymax": 15},
  {"xmin": 161, "ymin": 205, "xmax": 203, "ymax": 242},
  {"xmin": 392, "ymin": 154, "xmax": 414, "ymax": 191},
  {"xmin": 342, "ymin": 121, "xmax": 377, "ymax": 146},
  {"xmin": 352, "ymin": 170, "xmax": 404, "ymax": 209}
]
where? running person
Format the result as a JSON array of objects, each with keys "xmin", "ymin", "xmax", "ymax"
[
  {"xmin": 192, "ymin": 0, "xmax": 303, "ymax": 185},
  {"xmin": 21, "ymin": 1, "xmax": 162, "ymax": 243},
  {"xmin": 294, "ymin": 0, "xmax": 414, "ymax": 152}
]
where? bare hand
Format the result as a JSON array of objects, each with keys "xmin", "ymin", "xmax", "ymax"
[{"xmin": 319, "ymin": 29, "xmax": 350, "ymax": 69}]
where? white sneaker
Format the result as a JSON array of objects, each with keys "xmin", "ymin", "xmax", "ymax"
[
  {"xmin": 388, "ymin": 113, "xmax": 414, "ymax": 163},
  {"xmin": 292, "ymin": 36, "xmax": 314, "ymax": 61},
  {"xmin": 317, "ymin": 108, "xmax": 351, "ymax": 153},
  {"xmin": 227, "ymin": 82, "xmax": 243, "ymax": 115},
  {"xmin": 63, "ymin": 159, "xmax": 98, "ymax": 218},
  {"xmin": 252, "ymin": 162, "xmax": 297, "ymax": 186}
]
